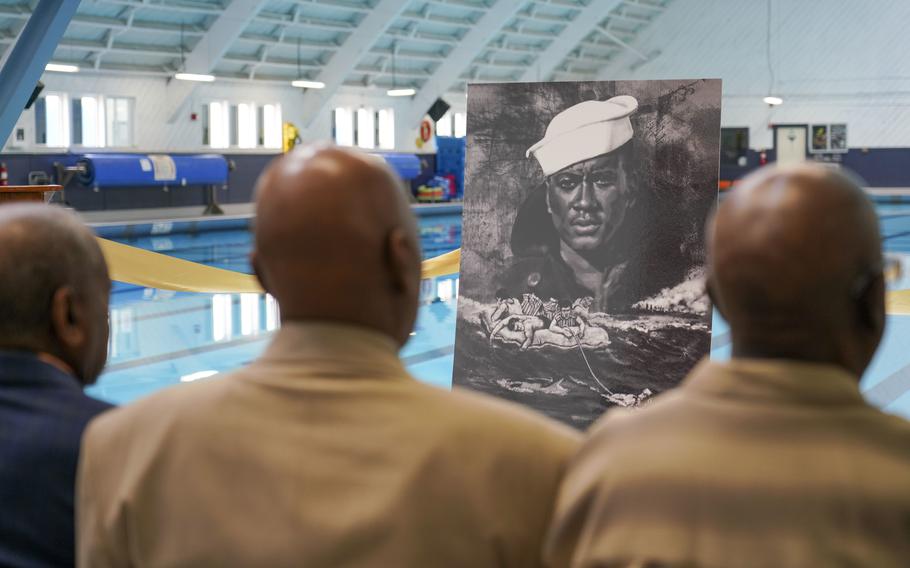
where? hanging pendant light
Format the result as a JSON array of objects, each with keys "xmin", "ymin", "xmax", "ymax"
[
  {"xmin": 387, "ymin": 40, "xmax": 414, "ymax": 97},
  {"xmin": 174, "ymin": 23, "xmax": 215, "ymax": 82},
  {"xmin": 291, "ymin": 36, "xmax": 324, "ymax": 89},
  {"xmin": 763, "ymin": 0, "xmax": 782, "ymax": 106}
]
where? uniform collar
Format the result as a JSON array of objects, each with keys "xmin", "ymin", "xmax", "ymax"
[
  {"xmin": 684, "ymin": 357, "xmax": 866, "ymax": 407},
  {"xmin": 0, "ymin": 349, "xmax": 84, "ymax": 391},
  {"xmin": 254, "ymin": 321, "xmax": 408, "ymax": 380}
]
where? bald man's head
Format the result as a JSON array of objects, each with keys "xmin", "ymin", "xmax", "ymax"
[
  {"xmin": 251, "ymin": 145, "xmax": 421, "ymax": 346},
  {"xmin": 708, "ymin": 164, "xmax": 884, "ymax": 377},
  {"xmin": 0, "ymin": 205, "xmax": 111, "ymax": 384}
]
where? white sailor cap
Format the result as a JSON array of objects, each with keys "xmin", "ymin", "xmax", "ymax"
[{"xmin": 526, "ymin": 95, "xmax": 638, "ymax": 177}]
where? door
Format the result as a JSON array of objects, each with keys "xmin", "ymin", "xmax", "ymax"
[{"xmin": 774, "ymin": 126, "xmax": 807, "ymax": 165}]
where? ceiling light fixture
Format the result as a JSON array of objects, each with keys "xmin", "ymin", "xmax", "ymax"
[
  {"xmin": 175, "ymin": 73, "xmax": 215, "ymax": 82},
  {"xmin": 45, "ymin": 63, "xmax": 79, "ymax": 73},
  {"xmin": 762, "ymin": 0, "xmax": 782, "ymax": 106},
  {"xmin": 174, "ymin": 24, "xmax": 215, "ymax": 83},
  {"xmin": 386, "ymin": 40, "xmax": 414, "ymax": 97},
  {"xmin": 292, "ymin": 80, "xmax": 325, "ymax": 89},
  {"xmin": 292, "ymin": 38, "xmax": 324, "ymax": 89}
]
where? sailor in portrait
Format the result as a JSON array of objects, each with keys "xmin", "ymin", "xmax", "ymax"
[{"xmin": 501, "ymin": 96, "xmax": 645, "ymax": 314}]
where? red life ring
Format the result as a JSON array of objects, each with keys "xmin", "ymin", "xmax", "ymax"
[{"xmin": 420, "ymin": 120, "xmax": 433, "ymax": 143}]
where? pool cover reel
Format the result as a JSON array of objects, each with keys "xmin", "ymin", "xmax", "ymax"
[{"xmin": 78, "ymin": 154, "xmax": 229, "ymax": 188}]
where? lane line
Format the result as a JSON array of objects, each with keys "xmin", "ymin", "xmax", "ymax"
[
  {"xmin": 106, "ymin": 335, "xmax": 455, "ymax": 374},
  {"xmin": 711, "ymin": 331, "xmax": 731, "ymax": 350},
  {"xmin": 105, "ymin": 334, "xmax": 273, "ymax": 372},
  {"xmin": 402, "ymin": 345, "xmax": 455, "ymax": 366},
  {"xmin": 863, "ymin": 364, "xmax": 910, "ymax": 407}
]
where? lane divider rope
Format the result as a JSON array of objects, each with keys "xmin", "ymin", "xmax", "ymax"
[
  {"xmin": 96, "ymin": 237, "xmax": 461, "ymax": 294},
  {"xmin": 96, "ymin": 237, "xmax": 910, "ymax": 315}
]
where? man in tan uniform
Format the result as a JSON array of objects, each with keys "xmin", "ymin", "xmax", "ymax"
[
  {"xmin": 544, "ymin": 164, "xmax": 910, "ymax": 567},
  {"xmin": 78, "ymin": 145, "xmax": 581, "ymax": 567}
]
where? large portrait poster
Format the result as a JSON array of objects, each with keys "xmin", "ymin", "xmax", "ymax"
[{"xmin": 453, "ymin": 79, "xmax": 722, "ymax": 429}]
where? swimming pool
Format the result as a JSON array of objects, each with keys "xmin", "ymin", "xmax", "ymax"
[{"xmin": 88, "ymin": 204, "xmax": 910, "ymax": 420}]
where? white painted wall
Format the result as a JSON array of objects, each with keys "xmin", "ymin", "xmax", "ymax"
[
  {"xmin": 597, "ymin": 0, "xmax": 910, "ymax": 149},
  {"xmin": 3, "ymin": 72, "xmax": 457, "ymax": 154}
]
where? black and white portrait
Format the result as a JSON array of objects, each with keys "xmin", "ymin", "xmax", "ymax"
[{"xmin": 453, "ymin": 79, "xmax": 722, "ymax": 429}]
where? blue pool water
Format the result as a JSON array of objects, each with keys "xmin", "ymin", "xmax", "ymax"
[{"xmin": 89, "ymin": 205, "xmax": 910, "ymax": 420}]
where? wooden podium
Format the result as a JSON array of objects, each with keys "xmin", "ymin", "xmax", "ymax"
[{"xmin": 0, "ymin": 185, "xmax": 63, "ymax": 203}]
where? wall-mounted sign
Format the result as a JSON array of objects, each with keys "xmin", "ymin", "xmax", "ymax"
[{"xmin": 810, "ymin": 123, "xmax": 847, "ymax": 154}]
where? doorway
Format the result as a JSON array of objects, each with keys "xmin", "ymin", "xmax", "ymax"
[{"xmin": 774, "ymin": 125, "xmax": 807, "ymax": 165}]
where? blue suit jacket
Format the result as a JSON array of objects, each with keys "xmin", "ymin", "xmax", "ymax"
[{"xmin": 0, "ymin": 351, "xmax": 112, "ymax": 568}]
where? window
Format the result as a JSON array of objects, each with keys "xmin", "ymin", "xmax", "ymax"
[
  {"xmin": 239, "ymin": 294, "xmax": 260, "ymax": 336},
  {"xmin": 208, "ymin": 100, "xmax": 230, "ymax": 149},
  {"xmin": 265, "ymin": 294, "xmax": 280, "ymax": 331},
  {"xmin": 261, "ymin": 103, "xmax": 282, "ymax": 149},
  {"xmin": 237, "ymin": 103, "xmax": 257, "ymax": 149},
  {"xmin": 436, "ymin": 111, "xmax": 452, "ymax": 137},
  {"xmin": 35, "ymin": 93, "xmax": 70, "ymax": 147},
  {"xmin": 356, "ymin": 107, "xmax": 375, "ymax": 149},
  {"xmin": 454, "ymin": 112, "xmax": 466, "ymax": 138},
  {"xmin": 378, "ymin": 108, "xmax": 395, "ymax": 150},
  {"xmin": 334, "ymin": 107, "xmax": 354, "ymax": 147},
  {"xmin": 72, "ymin": 95, "xmax": 106, "ymax": 147},
  {"xmin": 720, "ymin": 127, "xmax": 749, "ymax": 166},
  {"xmin": 211, "ymin": 294, "xmax": 233, "ymax": 342},
  {"xmin": 105, "ymin": 97, "xmax": 133, "ymax": 147}
]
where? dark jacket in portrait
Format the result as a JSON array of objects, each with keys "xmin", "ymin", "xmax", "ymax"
[{"xmin": 0, "ymin": 351, "xmax": 112, "ymax": 568}]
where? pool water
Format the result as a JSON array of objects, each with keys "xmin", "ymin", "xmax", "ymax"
[
  {"xmin": 89, "ymin": 206, "xmax": 910, "ymax": 420},
  {"xmin": 91, "ymin": 213, "xmax": 461, "ymax": 403}
]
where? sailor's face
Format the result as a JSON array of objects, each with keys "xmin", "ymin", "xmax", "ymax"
[{"xmin": 546, "ymin": 153, "xmax": 631, "ymax": 251}]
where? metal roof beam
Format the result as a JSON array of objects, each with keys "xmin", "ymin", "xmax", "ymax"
[
  {"xmin": 181, "ymin": 0, "xmax": 270, "ymax": 75},
  {"xmin": 165, "ymin": 0, "xmax": 271, "ymax": 124},
  {"xmin": 520, "ymin": 0, "xmax": 624, "ymax": 82},
  {"xmin": 0, "ymin": 0, "xmax": 79, "ymax": 147},
  {"xmin": 593, "ymin": 24, "xmax": 649, "ymax": 62},
  {"xmin": 298, "ymin": 0, "xmax": 411, "ymax": 132},
  {"xmin": 403, "ymin": 0, "xmax": 526, "ymax": 128}
]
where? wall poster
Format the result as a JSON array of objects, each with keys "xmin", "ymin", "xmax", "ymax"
[{"xmin": 453, "ymin": 79, "xmax": 722, "ymax": 429}]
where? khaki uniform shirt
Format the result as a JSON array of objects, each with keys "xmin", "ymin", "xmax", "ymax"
[
  {"xmin": 545, "ymin": 359, "xmax": 910, "ymax": 568},
  {"xmin": 78, "ymin": 322, "xmax": 580, "ymax": 568}
]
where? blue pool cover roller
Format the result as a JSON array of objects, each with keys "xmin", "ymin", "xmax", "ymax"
[
  {"xmin": 77, "ymin": 154, "xmax": 229, "ymax": 188},
  {"xmin": 374, "ymin": 153, "xmax": 421, "ymax": 180}
]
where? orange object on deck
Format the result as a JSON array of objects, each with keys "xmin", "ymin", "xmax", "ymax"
[{"xmin": 0, "ymin": 185, "xmax": 63, "ymax": 204}]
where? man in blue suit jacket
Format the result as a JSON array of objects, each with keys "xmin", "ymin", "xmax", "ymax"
[{"xmin": 0, "ymin": 205, "xmax": 113, "ymax": 568}]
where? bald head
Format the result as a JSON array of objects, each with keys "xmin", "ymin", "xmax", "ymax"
[
  {"xmin": 0, "ymin": 205, "xmax": 111, "ymax": 384},
  {"xmin": 251, "ymin": 145, "xmax": 421, "ymax": 346},
  {"xmin": 708, "ymin": 164, "xmax": 884, "ymax": 377}
]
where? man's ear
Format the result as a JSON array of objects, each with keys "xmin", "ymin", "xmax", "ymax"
[
  {"xmin": 250, "ymin": 250, "xmax": 271, "ymax": 295},
  {"xmin": 386, "ymin": 228, "xmax": 420, "ymax": 294},
  {"xmin": 625, "ymin": 169, "xmax": 637, "ymax": 207},
  {"xmin": 50, "ymin": 286, "xmax": 85, "ymax": 350},
  {"xmin": 545, "ymin": 185, "xmax": 553, "ymax": 215},
  {"xmin": 705, "ymin": 277, "xmax": 725, "ymax": 320},
  {"xmin": 856, "ymin": 272, "xmax": 886, "ymax": 333}
]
